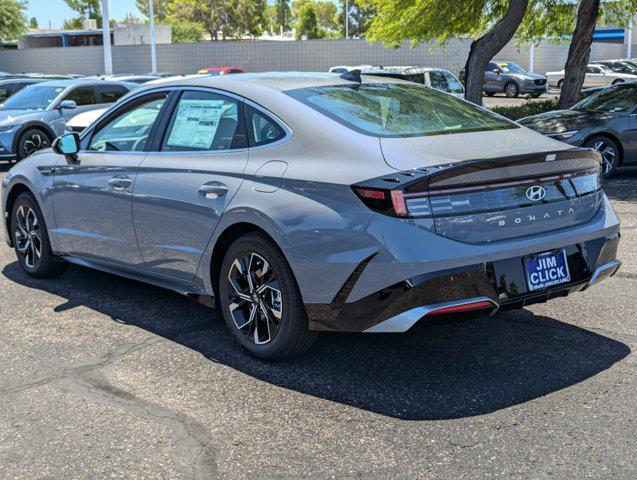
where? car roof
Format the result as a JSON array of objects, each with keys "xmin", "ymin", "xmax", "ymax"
[
  {"xmin": 361, "ymin": 66, "xmax": 450, "ymax": 75},
  {"xmin": 139, "ymin": 71, "xmax": 406, "ymax": 93},
  {"xmin": 0, "ymin": 77, "xmax": 46, "ymax": 84},
  {"xmin": 31, "ymin": 79, "xmax": 134, "ymax": 87}
]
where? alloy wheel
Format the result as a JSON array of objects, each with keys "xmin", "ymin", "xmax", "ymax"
[
  {"xmin": 22, "ymin": 132, "xmax": 49, "ymax": 158},
  {"xmin": 505, "ymin": 83, "xmax": 518, "ymax": 97},
  {"xmin": 227, "ymin": 252, "xmax": 283, "ymax": 345},
  {"xmin": 14, "ymin": 205, "xmax": 42, "ymax": 269},
  {"xmin": 592, "ymin": 140, "xmax": 617, "ymax": 176}
]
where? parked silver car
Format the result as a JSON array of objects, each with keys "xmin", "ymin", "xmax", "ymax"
[
  {"xmin": 546, "ymin": 63, "xmax": 637, "ymax": 89},
  {"xmin": 1, "ymin": 73, "xmax": 621, "ymax": 359}
]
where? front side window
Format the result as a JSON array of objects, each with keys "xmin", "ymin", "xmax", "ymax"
[
  {"xmin": 246, "ymin": 105, "xmax": 285, "ymax": 147},
  {"xmin": 162, "ymin": 90, "xmax": 245, "ymax": 151},
  {"xmin": 1, "ymin": 85, "xmax": 65, "ymax": 110},
  {"xmin": 96, "ymin": 85, "xmax": 129, "ymax": 103},
  {"xmin": 286, "ymin": 83, "xmax": 515, "ymax": 138},
  {"xmin": 88, "ymin": 94, "xmax": 167, "ymax": 152},
  {"xmin": 63, "ymin": 86, "xmax": 96, "ymax": 106}
]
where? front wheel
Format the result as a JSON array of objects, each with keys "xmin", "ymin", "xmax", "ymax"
[
  {"xmin": 504, "ymin": 82, "xmax": 519, "ymax": 98},
  {"xmin": 219, "ymin": 233, "xmax": 317, "ymax": 360},
  {"xmin": 11, "ymin": 192, "xmax": 68, "ymax": 278},
  {"xmin": 17, "ymin": 128, "xmax": 51, "ymax": 160},
  {"xmin": 612, "ymin": 79, "xmax": 625, "ymax": 86},
  {"xmin": 583, "ymin": 136, "xmax": 620, "ymax": 178}
]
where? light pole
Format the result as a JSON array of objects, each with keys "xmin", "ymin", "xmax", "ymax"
[
  {"xmin": 345, "ymin": 0, "xmax": 349, "ymax": 39},
  {"xmin": 149, "ymin": 0, "xmax": 157, "ymax": 74},
  {"xmin": 101, "ymin": 0, "xmax": 113, "ymax": 75},
  {"xmin": 627, "ymin": 17, "xmax": 633, "ymax": 60}
]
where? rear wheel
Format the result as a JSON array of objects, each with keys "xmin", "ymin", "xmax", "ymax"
[
  {"xmin": 17, "ymin": 128, "xmax": 51, "ymax": 161},
  {"xmin": 504, "ymin": 82, "xmax": 519, "ymax": 98},
  {"xmin": 529, "ymin": 92, "xmax": 543, "ymax": 98},
  {"xmin": 583, "ymin": 135, "xmax": 620, "ymax": 178},
  {"xmin": 557, "ymin": 79, "xmax": 564, "ymax": 90},
  {"xmin": 219, "ymin": 233, "xmax": 317, "ymax": 360},
  {"xmin": 11, "ymin": 192, "xmax": 67, "ymax": 278},
  {"xmin": 484, "ymin": 91, "xmax": 496, "ymax": 97},
  {"xmin": 612, "ymin": 79, "xmax": 625, "ymax": 86}
]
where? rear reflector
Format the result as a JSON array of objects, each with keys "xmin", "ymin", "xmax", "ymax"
[{"xmin": 428, "ymin": 300, "xmax": 496, "ymax": 315}]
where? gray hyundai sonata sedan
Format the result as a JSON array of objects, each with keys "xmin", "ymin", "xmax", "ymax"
[{"xmin": 1, "ymin": 73, "xmax": 622, "ymax": 359}]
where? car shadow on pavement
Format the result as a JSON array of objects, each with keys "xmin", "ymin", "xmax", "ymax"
[
  {"xmin": 3, "ymin": 261, "xmax": 630, "ymax": 421},
  {"xmin": 603, "ymin": 167, "xmax": 637, "ymax": 203}
]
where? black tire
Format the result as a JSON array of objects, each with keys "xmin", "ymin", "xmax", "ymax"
[
  {"xmin": 16, "ymin": 128, "xmax": 51, "ymax": 161},
  {"xmin": 583, "ymin": 135, "xmax": 621, "ymax": 178},
  {"xmin": 504, "ymin": 81, "xmax": 519, "ymax": 98},
  {"xmin": 557, "ymin": 79, "xmax": 564, "ymax": 90},
  {"xmin": 612, "ymin": 79, "xmax": 625, "ymax": 86},
  {"xmin": 219, "ymin": 232, "xmax": 317, "ymax": 360},
  {"xmin": 11, "ymin": 192, "xmax": 68, "ymax": 278},
  {"xmin": 529, "ymin": 92, "xmax": 543, "ymax": 98},
  {"xmin": 484, "ymin": 91, "xmax": 496, "ymax": 97}
]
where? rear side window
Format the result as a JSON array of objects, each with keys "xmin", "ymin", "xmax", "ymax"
[
  {"xmin": 162, "ymin": 90, "xmax": 246, "ymax": 151},
  {"xmin": 245, "ymin": 105, "xmax": 286, "ymax": 147},
  {"xmin": 64, "ymin": 86, "xmax": 96, "ymax": 106},
  {"xmin": 96, "ymin": 85, "xmax": 129, "ymax": 103}
]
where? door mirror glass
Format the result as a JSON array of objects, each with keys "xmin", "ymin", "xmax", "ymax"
[
  {"xmin": 58, "ymin": 100, "xmax": 77, "ymax": 110},
  {"xmin": 493, "ymin": 68, "xmax": 502, "ymax": 75},
  {"xmin": 53, "ymin": 132, "xmax": 80, "ymax": 155}
]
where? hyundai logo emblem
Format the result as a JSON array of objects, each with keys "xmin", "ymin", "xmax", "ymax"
[{"xmin": 526, "ymin": 185, "xmax": 546, "ymax": 201}]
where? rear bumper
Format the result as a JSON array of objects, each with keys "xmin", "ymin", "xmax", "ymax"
[{"xmin": 306, "ymin": 233, "xmax": 621, "ymax": 332}]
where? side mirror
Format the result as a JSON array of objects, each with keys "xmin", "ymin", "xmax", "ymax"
[
  {"xmin": 52, "ymin": 132, "xmax": 80, "ymax": 161},
  {"xmin": 58, "ymin": 100, "xmax": 77, "ymax": 110},
  {"xmin": 494, "ymin": 69, "xmax": 502, "ymax": 75}
]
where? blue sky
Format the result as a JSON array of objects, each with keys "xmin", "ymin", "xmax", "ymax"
[{"xmin": 27, "ymin": 1, "xmax": 144, "ymax": 29}]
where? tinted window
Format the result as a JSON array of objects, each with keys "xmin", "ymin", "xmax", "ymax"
[
  {"xmin": 63, "ymin": 86, "xmax": 96, "ymax": 106},
  {"xmin": 162, "ymin": 90, "xmax": 244, "ymax": 151},
  {"xmin": 0, "ymin": 83, "xmax": 21, "ymax": 102},
  {"xmin": 246, "ymin": 105, "xmax": 285, "ymax": 147},
  {"xmin": 96, "ymin": 84, "xmax": 129, "ymax": 103},
  {"xmin": 89, "ymin": 94, "xmax": 167, "ymax": 152},
  {"xmin": 1, "ymin": 85, "xmax": 65, "ymax": 110},
  {"xmin": 286, "ymin": 83, "xmax": 514, "ymax": 138},
  {"xmin": 442, "ymin": 71, "xmax": 465, "ymax": 94},
  {"xmin": 428, "ymin": 71, "xmax": 448, "ymax": 91}
]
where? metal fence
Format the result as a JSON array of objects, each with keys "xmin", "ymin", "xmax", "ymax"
[{"xmin": 0, "ymin": 38, "xmax": 631, "ymax": 77}]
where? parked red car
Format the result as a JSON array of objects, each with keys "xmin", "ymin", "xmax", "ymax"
[{"xmin": 197, "ymin": 66, "xmax": 244, "ymax": 75}]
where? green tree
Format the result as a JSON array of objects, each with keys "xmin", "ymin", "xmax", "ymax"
[
  {"xmin": 29, "ymin": 16, "xmax": 38, "ymax": 29},
  {"xmin": 0, "ymin": 0, "xmax": 26, "ymax": 42},
  {"xmin": 340, "ymin": 0, "xmax": 374, "ymax": 38},
  {"xmin": 171, "ymin": 20, "xmax": 205, "ymax": 42},
  {"xmin": 296, "ymin": 2, "xmax": 320, "ymax": 39},
  {"xmin": 62, "ymin": 17, "xmax": 84, "ymax": 30},
  {"xmin": 136, "ymin": 0, "xmax": 169, "ymax": 22},
  {"xmin": 63, "ymin": 0, "xmax": 102, "ymax": 27},
  {"xmin": 274, "ymin": 0, "xmax": 292, "ymax": 33},
  {"xmin": 362, "ymin": 0, "xmax": 530, "ymax": 104}
]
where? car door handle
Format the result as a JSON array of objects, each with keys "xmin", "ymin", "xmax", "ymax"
[
  {"xmin": 108, "ymin": 175, "xmax": 133, "ymax": 190},
  {"xmin": 199, "ymin": 182, "xmax": 228, "ymax": 198}
]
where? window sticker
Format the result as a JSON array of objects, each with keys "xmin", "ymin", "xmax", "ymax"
[{"xmin": 166, "ymin": 99, "xmax": 226, "ymax": 149}]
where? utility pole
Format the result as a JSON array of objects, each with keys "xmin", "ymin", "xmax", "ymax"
[
  {"xmin": 627, "ymin": 17, "xmax": 633, "ymax": 60},
  {"xmin": 101, "ymin": 0, "xmax": 113, "ymax": 75},
  {"xmin": 345, "ymin": 0, "xmax": 349, "ymax": 39},
  {"xmin": 149, "ymin": 0, "xmax": 157, "ymax": 74}
]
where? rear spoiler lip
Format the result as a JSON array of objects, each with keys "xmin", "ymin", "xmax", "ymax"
[{"xmin": 353, "ymin": 147, "xmax": 601, "ymax": 193}]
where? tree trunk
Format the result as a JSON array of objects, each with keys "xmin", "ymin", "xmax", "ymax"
[
  {"xmin": 558, "ymin": 0, "xmax": 601, "ymax": 109},
  {"xmin": 463, "ymin": 0, "xmax": 529, "ymax": 105}
]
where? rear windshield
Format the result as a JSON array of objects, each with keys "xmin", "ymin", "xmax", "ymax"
[{"xmin": 285, "ymin": 83, "xmax": 515, "ymax": 137}]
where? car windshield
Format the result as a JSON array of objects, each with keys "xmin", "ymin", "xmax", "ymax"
[
  {"xmin": 572, "ymin": 85, "xmax": 637, "ymax": 112},
  {"xmin": 498, "ymin": 62, "xmax": 526, "ymax": 73},
  {"xmin": 620, "ymin": 61, "xmax": 637, "ymax": 70},
  {"xmin": 286, "ymin": 83, "xmax": 515, "ymax": 137},
  {"xmin": 1, "ymin": 85, "xmax": 64, "ymax": 110}
]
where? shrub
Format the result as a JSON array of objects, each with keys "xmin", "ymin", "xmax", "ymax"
[{"xmin": 489, "ymin": 98, "xmax": 560, "ymax": 120}]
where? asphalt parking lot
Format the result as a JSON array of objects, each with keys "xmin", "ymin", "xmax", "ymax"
[{"xmin": 0, "ymin": 164, "xmax": 635, "ymax": 480}]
